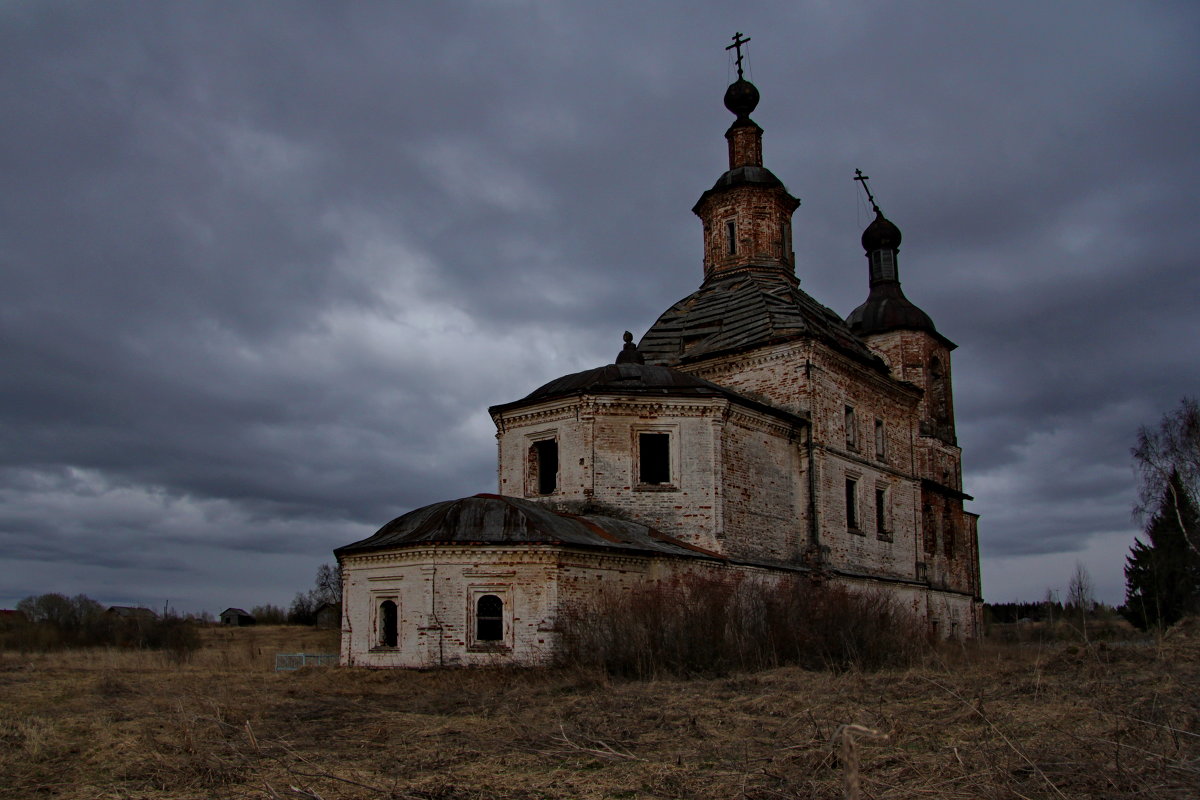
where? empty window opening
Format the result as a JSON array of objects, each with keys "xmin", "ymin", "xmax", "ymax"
[
  {"xmin": 923, "ymin": 504, "xmax": 938, "ymax": 555},
  {"xmin": 929, "ymin": 357, "xmax": 949, "ymax": 424},
  {"xmin": 875, "ymin": 489, "xmax": 887, "ymax": 534},
  {"xmin": 845, "ymin": 406, "xmax": 857, "ymax": 450},
  {"xmin": 845, "ymin": 478, "xmax": 858, "ymax": 529},
  {"xmin": 871, "ymin": 249, "xmax": 897, "ymax": 281},
  {"xmin": 874, "ymin": 419, "xmax": 886, "ymax": 460},
  {"xmin": 529, "ymin": 439, "xmax": 558, "ymax": 495},
  {"xmin": 726, "ymin": 220, "xmax": 737, "ymax": 255},
  {"xmin": 639, "ymin": 432, "xmax": 671, "ymax": 485},
  {"xmin": 379, "ymin": 600, "xmax": 398, "ymax": 648},
  {"xmin": 476, "ymin": 594, "xmax": 503, "ymax": 642},
  {"xmin": 943, "ymin": 506, "xmax": 956, "ymax": 559}
]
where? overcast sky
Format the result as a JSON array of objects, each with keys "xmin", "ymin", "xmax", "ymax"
[{"xmin": 3, "ymin": 2, "xmax": 1197, "ymax": 613}]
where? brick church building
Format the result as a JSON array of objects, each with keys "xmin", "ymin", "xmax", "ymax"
[{"xmin": 336, "ymin": 59, "xmax": 981, "ymax": 667}]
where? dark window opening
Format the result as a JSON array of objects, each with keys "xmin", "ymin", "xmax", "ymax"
[
  {"xmin": 845, "ymin": 406, "xmax": 857, "ymax": 449},
  {"xmin": 476, "ymin": 594, "xmax": 503, "ymax": 642},
  {"xmin": 639, "ymin": 432, "xmax": 671, "ymax": 485},
  {"xmin": 943, "ymin": 506, "xmax": 956, "ymax": 559},
  {"xmin": 875, "ymin": 489, "xmax": 887, "ymax": 534},
  {"xmin": 845, "ymin": 479, "xmax": 858, "ymax": 529},
  {"xmin": 726, "ymin": 220, "xmax": 737, "ymax": 255},
  {"xmin": 874, "ymin": 419, "xmax": 886, "ymax": 460},
  {"xmin": 379, "ymin": 600, "xmax": 398, "ymax": 648},
  {"xmin": 929, "ymin": 357, "xmax": 948, "ymax": 424},
  {"xmin": 871, "ymin": 249, "xmax": 897, "ymax": 281},
  {"xmin": 530, "ymin": 439, "xmax": 558, "ymax": 495},
  {"xmin": 923, "ymin": 504, "xmax": 937, "ymax": 555}
]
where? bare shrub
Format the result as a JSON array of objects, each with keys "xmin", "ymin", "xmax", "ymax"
[{"xmin": 555, "ymin": 572, "xmax": 926, "ymax": 677}]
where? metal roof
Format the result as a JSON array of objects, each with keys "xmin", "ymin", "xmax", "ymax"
[
  {"xmin": 335, "ymin": 494, "xmax": 724, "ymax": 561},
  {"xmin": 488, "ymin": 361, "xmax": 810, "ymax": 428}
]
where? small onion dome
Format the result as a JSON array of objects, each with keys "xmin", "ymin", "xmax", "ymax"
[
  {"xmin": 723, "ymin": 78, "xmax": 760, "ymax": 121},
  {"xmin": 861, "ymin": 209, "xmax": 902, "ymax": 253}
]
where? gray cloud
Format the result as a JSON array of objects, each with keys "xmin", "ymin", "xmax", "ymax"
[{"xmin": 2, "ymin": 2, "xmax": 1197, "ymax": 610}]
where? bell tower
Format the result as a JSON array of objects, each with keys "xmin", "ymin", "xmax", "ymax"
[
  {"xmin": 692, "ymin": 33, "xmax": 800, "ymax": 283},
  {"xmin": 846, "ymin": 172, "xmax": 978, "ymax": 602}
]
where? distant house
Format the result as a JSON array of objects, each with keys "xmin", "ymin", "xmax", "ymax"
[
  {"xmin": 106, "ymin": 606, "xmax": 158, "ymax": 624},
  {"xmin": 314, "ymin": 602, "xmax": 342, "ymax": 630},
  {"xmin": 220, "ymin": 608, "xmax": 255, "ymax": 626}
]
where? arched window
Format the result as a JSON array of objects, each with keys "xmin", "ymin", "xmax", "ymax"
[
  {"xmin": 475, "ymin": 594, "xmax": 503, "ymax": 642},
  {"xmin": 378, "ymin": 600, "xmax": 398, "ymax": 648}
]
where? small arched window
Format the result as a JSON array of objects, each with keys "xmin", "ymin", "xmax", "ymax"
[
  {"xmin": 379, "ymin": 600, "xmax": 398, "ymax": 648},
  {"xmin": 476, "ymin": 594, "xmax": 503, "ymax": 642}
]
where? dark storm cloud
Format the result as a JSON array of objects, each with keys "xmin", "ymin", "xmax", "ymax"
[{"xmin": 2, "ymin": 1, "xmax": 1197, "ymax": 610}]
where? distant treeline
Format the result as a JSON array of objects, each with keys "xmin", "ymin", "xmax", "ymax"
[
  {"xmin": 1, "ymin": 593, "xmax": 200, "ymax": 658},
  {"xmin": 984, "ymin": 601, "xmax": 1059, "ymax": 624}
]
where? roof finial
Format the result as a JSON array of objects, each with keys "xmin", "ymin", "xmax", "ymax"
[
  {"xmin": 853, "ymin": 168, "xmax": 881, "ymax": 214},
  {"xmin": 616, "ymin": 330, "xmax": 644, "ymax": 364},
  {"xmin": 726, "ymin": 32, "xmax": 751, "ymax": 79}
]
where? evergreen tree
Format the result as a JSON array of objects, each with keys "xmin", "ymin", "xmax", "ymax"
[{"xmin": 1123, "ymin": 473, "xmax": 1200, "ymax": 628}]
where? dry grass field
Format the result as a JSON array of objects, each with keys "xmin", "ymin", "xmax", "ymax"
[{"xmin": 1, "ymin": 623, "xmax": 1198, "ymax": 799}]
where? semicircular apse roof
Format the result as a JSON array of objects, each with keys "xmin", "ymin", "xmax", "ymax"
[{"xmin": 335, "ymin": 494, "xmax": 723, "ymax": 561}]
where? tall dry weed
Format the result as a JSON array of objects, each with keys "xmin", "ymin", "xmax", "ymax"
[{"xmin": 555, "ymin": 573, "xmax": 928, "ymax": 677}]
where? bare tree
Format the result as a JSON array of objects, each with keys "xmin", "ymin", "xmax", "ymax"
[
  {"xmin": 314, "ymin": 563, "xmax": 342, "ymax": 607},
  {"xmin": 1132, "ymin": 397, "xmax": 1200, "ymax": 557},
  {"xmin": 1066, "ymin": 561, "xmax": 1094, "ymax": 641}
]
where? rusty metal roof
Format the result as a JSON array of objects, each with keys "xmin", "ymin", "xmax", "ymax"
[
  {"xmin": 488, "ymin": 360, "xmax": 810, "ymax": 428},
  {"xmin": 509, "ymin": 363, "xmax": 727, "ymax": 402},
  {"xmin": 335, "ymin": 494, "xmax": 724, "ymax": 561},
  {"xmin": 637, "ymin": 269, "xmax": 887, "ymax": 370}
]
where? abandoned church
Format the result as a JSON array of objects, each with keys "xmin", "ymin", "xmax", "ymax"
[{"xmin": 336, "ymin": 53, "xmax": 981, "ymax": 667}]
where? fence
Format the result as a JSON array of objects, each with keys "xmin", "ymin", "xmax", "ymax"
[{"xmin": 275, "ymin": 652, "xmax": 338, "ymax": 671}]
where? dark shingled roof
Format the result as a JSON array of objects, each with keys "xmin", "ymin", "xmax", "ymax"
[
  {"xmin": 335, "ymin": 494, "xmax": 723, "ymax": 561},
  {"xmin": 637, "ymin": 270, "xmax": 887, "ymax": 370}
]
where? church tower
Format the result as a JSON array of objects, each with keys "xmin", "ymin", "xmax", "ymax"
[
  {"xmin": 691, "ymin": 57, "xmax": 800, "ymax": 282},
  {"xmin": 846, "ymin": 180, "xmax": 980, "ymax": 606}
]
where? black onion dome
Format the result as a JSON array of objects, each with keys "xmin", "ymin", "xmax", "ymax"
[
  {"xmin": 861, "ymin": 209, "xmax": 902, "ymax": 252},
  {"xmin": 723, "ymin": 78, "xmax": 760, "ymax": 120},
  {"xmin": 334, "ymin": 494, "xmax": 721, "ymax": 560},
  {"xmin": 846, "ymin": 285, "xmax": 936, "ymax": 337}
]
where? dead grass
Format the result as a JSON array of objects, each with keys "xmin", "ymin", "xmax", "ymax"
[{"xmin": 1, "ymin": 625, "xmax": 1197, "ymax": 799}]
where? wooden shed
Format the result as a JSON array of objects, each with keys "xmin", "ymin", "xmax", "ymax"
[{"xmin": 219, "ymin": 608, "xmax": 256, "ymax": 626}]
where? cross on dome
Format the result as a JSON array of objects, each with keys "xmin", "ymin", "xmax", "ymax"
[
  {"xmin": 726, "ymin": 32, "xmax": 751, "ymax": 78},
  {"xmin": 853, "ymin": 168, "xmax": 881, "ymax": 214}
]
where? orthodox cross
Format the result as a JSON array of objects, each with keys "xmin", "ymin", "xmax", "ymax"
[
  {"xmin": 726, "ymin": 32, "xmax": 751, "ymax": 79},
  {"xmin": 853, "ymin": 168, "xmax": 881, "ymax": 213}
]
